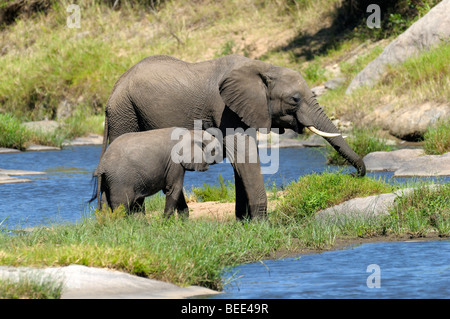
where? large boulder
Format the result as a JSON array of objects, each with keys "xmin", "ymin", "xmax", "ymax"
[
  {"xmin": 394, "ymin": 152, "xmax": 450, "ymax": 177},
  {"xmin": 363, "ymin": 149, "xmax": 450, "ymax": 176},
  {"xmin": 363, "ymin": 102, "xmax": 450, "ymax": 141},
  {"xmin": 346, "ymin": 0, "xmax": 450, "ymax": 94},
  {"xmin": 363, "ymin": 149, "xmax": 425, "ymax": 172}
]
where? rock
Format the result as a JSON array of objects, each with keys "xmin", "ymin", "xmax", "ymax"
[
  {"xmin": 63, "ymin": 134, "xmax": 103, "ymax": 146},
  {"xmin": 56, "ymin": 99, "xmax": 75, "ymax": 120},
  {"xmin": 26, "ymin": 144, "xmax": 61, "ymax": 151},
  {"xmin": 346, "ymin": 0, "xmax": 450, "ymax": 94},
  {"xmin": 311, "ymin": 85, "xmax": 327, "ymax": 97},
  {"xmin": 363, "ymin": 149, "xmax": 425, "ymax": 172},
  {"xmin": 0, "ymin": 168, "xmax": 45, "ymax": 183},
  {"xmin": 324, "ymin": 77, "xmax": 346, "ymax": 90},
  {"xmin": 394, "ymin": 152, "xmax": 450, "ymax": 177},
  {"xmin": 297, "ymin": 134, "xmax": 326, "ymax": 147},
  {"xmin": 0, "ymin": 168, "xmax": 45, "ymax": 176},
  {"xmin": 0, "ymin": 174, "xmax": 32, "ymax": 184},
  {"xmin": 365, "ymin": 102, "xmax": 450, "ymax": 141},
  {"xmin": 22, "ymin": 120, "xmax": 60, "ymax": 134},
  {"xmin": 0, "ymin": 148, "xmax": 21, "ymax": 153},
  {"xmin": 332, "ymin": 119, "xmax": 353, "ymax": 133},
  {"xmin": 389, "ymin": 103, "xmax": 449, "ymax": 141},
  {"xmin": 0, "ymin": 265, "xmax": 219, "ymax": 299},
  {"xmin": 364, "ymin": 149, "xmax": 450, "ymax": 176},
  {"xmin": 279, "ymin": 128, "xmax": 298, "ymax": 139},
  {"xmin": 316, "ymin": 188, "xmax": 418, "ymax": 221}
]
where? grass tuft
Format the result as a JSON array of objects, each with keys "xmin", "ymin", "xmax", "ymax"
[
  {"xmin": 423, "ymin": 119, "xmax": 450, "ymax": 155},
  {"xmin": 274, "ymin": 171, "xmax": 396, "ymax": 222}
]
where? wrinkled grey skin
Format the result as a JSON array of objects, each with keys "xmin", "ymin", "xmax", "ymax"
[
  {"xmin": 93, "ymin": 128, "xmax": 217, "ymax": 217},
  {"xmin": 100, "ymin": 54, "xmax": 366, "ymax": 220}
]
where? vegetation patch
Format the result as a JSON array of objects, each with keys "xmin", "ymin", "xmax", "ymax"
[
  {"xmin": 423, "ymin": 119, "xmax": 450, "ymax": 155},
  {"xmin": 274, "ymin": 171, "xmax": 397, "ymax": 222}
]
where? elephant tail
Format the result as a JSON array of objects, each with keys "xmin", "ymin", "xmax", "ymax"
[
  {"xmin": 88, "ymin": 172, "xmax": 103, "ymax": 210},
  {"xmin": 98, "ymin": 111, "xmax": 109, "ymax": 164}
]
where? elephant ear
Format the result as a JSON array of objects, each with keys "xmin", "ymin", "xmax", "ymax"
[
  {"xmin": 180, "ymin": 134, "xmax": 210, "ymax": 172},
  {"xmin": 219, "ymin": 61, "xmax": 271, "ymax": 131}
]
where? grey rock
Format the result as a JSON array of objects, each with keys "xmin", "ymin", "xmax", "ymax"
[
  {"xmin": 311, "ymin": 85, "xmax": 327, "ymax": 97},
  {"xmin": 324, "ymin": 77, "xmax": 346, "ymax": 90},
  {"xmin": 0, "ymin": 174, "xmax": 32, "ymax": 184},
  {"xmin": 0, "ymin": 168, "xmax": 45, "ymax": 184},
  {"xmin": 363, "ymin": 149, "xmax": 425, "ymax": 172},
  {"xmin": 394, "ymin": 152, "xmax": 450, "ymax": 176},
  {"xmin": 0, "ymin": 148, "xmax": 21, "ymax": 153},
  {"xmin": 279, "ymin": 128, "xmax": 298, "ymax": 139},
  {"xmin": 22, "ymin": 120, "xmax": 60, "ymax": 134},
  {"xmin": 0, "ymin": 265, "xmax": 219, "ymax": 299},
  {"xmin": 362, "ymin": 102, "xmax": 449, "ymax": 141},
  {"xmin": 346, "ymin": 0, "xmax": 450, "ymax": 94},
  {"xmin": 0, "ymin": 168, "xmax": 45, "ymax": 176},
  {"xmin": 26, "ymin": 144, "xmax": 61, "ymax": 152},
  {"xmin": 316, "ymin": 188, "xmax": 417, "ymax": 221},
  {"xmin": 63, "ymin": 134, "xmax": 103, "ymax": 146}
]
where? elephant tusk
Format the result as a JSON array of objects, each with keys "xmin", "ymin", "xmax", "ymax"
[{"xmin": 307, "ymin": 126, "xmax": 341, "ymax": 138}]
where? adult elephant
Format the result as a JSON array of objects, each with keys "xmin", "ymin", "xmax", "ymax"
[{"xmin": 99, "ymin": 54, "xmax": 366, "ymax": 220}]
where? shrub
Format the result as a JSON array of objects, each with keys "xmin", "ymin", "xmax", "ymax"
[
  {"xmin": 274, "ymin": 171, "xmax": 395, "ymax": 222},
  {"xmin": 191, "ymin": 174, "xmax": 235, "ymax": 203},
  {"xmin": 423, "ymin": 119, "xmax": 450, "ymax": 155},
  {"xmin": 0, "ymin": 113, "xmax": 29, "ymax": 150}
]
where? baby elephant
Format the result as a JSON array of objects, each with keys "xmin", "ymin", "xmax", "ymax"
[{"xmin": 92, "ymin": 127, "xmax": 221, "ymax": 218}]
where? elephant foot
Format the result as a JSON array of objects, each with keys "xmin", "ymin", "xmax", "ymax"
[{"xmin": 235, "ymin": 202, "xmax": 267, "ymax": 221}]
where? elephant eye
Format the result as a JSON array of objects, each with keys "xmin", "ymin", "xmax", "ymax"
[{"xmin": 289, "ymin": 94, "xmax": 301, "ymax": 105}]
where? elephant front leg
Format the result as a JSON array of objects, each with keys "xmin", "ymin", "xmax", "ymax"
[
  {"xmin": 226, "ymin": 132, "xmax": 267, "ymax": 220},
  {"xmin": 233, "ymin": 162, "xmax": 267, "ymax": 220},
  {"xmin": 163, "ymin": 195, "xmax": 177, "ymax": 218},
  {"xmin": 176, "ymin": 190, "xmax": 189, "ymax": 219}
]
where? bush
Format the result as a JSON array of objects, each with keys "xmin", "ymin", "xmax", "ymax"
[
  {"xmin": 191, "ymin": 174, "xmax": 235, "ymax": 203},
  {"xmin": 274, "ymin": 171, "xmax": 395, "ymax": 222},
  {"xmin": 423, "ymin": 119, "xmax": 450, "ymax": 155},
  {"xmin": 0, "ymin": 113, "xmax": 29, "ymax": 150}
]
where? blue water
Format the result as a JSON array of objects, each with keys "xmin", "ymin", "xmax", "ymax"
[{"xmin": 212, "ymin": 240, "xmax": 450, "ymax": 299}]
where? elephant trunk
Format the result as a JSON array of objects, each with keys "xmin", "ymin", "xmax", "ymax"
[{"xmin": 296, "ymin": 96, "xmax": 366, "ymax": 177}]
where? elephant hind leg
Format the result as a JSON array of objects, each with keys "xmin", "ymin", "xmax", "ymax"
[
  {"xmin": 129, "ymin": 196, "xmax": 145, "ymax": 214},
  {"xmin": 109, "ymin": 188, "xmax": 138, "ymax": 213}
]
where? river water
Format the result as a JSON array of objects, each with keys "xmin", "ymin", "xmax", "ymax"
[
  {"xmin": 1, "ymin": 145, "xmax": 448, "ymax": 298},
  {"xmin": 211, "ymin": 240, "xmax": 449, "ymax": 299}
]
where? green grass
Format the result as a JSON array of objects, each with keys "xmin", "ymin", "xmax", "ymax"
[
  {"xmin": 0, "ymin": 172, "xmax": 448, "ymax": 297},
  {"xmin": 0, "ymin": 113, "xmax": 29, "ymax": 150},
  {"xmin": 423, "ymin": 119, "xmax": 450, "ymax": 155},
  {"xmin": 0, "ymin": 274, "xmax": 63, "ymax": 299},
  {"xmin": 274, "ymin": 171, "xmax": 397, "ymax": 222},
  {"xmin": 0, "ymin": 111, "xmax": 104, "ymax": 149},
  {"xmin": 388, "ymin": 183, "xmax": 450, "ymax": 237},
  {"xmin": 191, "ymin": 174, "xmax": 235, "ymax": 203}
]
